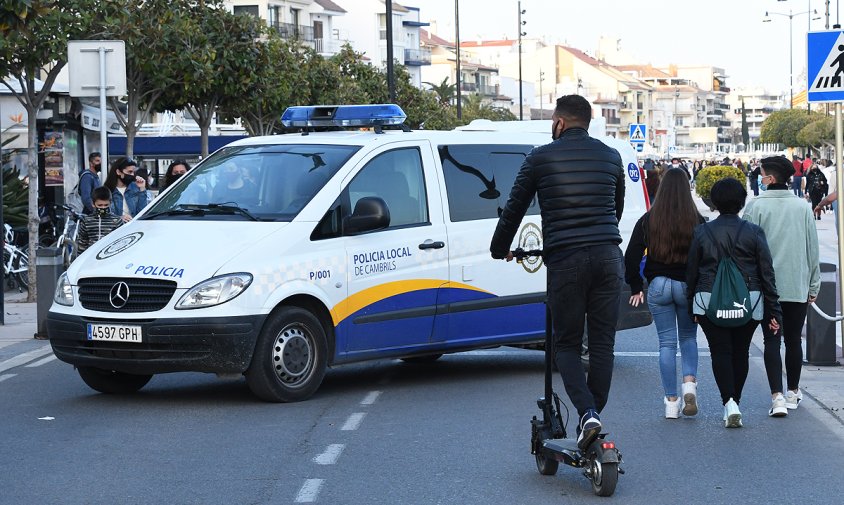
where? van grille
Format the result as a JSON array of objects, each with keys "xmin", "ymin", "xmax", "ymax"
[{"xmin": 78, "ymin": 277, "xmax": 177, "ymax": 313}]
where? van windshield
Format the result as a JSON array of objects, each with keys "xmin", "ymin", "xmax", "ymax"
[{"xmin": 142, "ymin": 144, "xmax": 359, "ymax": 221}]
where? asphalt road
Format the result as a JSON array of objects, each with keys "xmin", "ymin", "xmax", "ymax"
[{"xmin": 1, "ymin": 325, "xmax": 843, "ymax": 505}]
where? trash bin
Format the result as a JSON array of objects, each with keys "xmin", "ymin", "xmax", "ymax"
[
  {"xmin": 35, "ymin": 247, "xmax": 63, "ymax": 340},
  {"xmin": 805, "ymin": 262, "xmax": 840, "ymax": 366}
]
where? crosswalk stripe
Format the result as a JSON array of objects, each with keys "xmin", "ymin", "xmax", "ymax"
[{"xmin": 0, "ymin": 345, "xmax": 52, "ymax": 374}]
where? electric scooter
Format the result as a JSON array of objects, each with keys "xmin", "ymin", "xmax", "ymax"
[{"xmin": 512, "ymin": 248, "xmax": 624, "ymax": 497}]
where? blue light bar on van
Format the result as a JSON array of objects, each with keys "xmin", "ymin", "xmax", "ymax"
[{"xmin": 280, "ymin": 104, "xmax": 407, "ymax": 128}]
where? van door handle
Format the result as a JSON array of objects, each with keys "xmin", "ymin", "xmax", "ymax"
[{"xmin": 418, "ymin": 240, "xmax": 445, "ymax": 250}]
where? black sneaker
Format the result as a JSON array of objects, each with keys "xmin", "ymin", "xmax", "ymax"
[{"xmin": 576, "ymin": 409, "xmax": 602, "ymax": 451}]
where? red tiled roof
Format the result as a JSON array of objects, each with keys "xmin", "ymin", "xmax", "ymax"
[
  {"xmin": 421, "ymin": 29, "xmax": 453, "ymax": 47},
  {"xmin": 562, "ymin": 46, "xmax": 601, "ymax": 66},
  {"xmin": 615, "ymin": 65, "xmax": 672, "ymax": 79},
  {"xmin": 314, "ymin": 0, "xmax": 346, "ymax": 13},
  {"xmin": 460, "ymin": 39, "xmax": 515, "ymax": 48}
]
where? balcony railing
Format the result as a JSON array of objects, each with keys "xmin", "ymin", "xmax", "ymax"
[
  {"xmin": 460, "ymin": 83, "xmax": 499, "ymax": 95},
  {"xmin": 314, "ymin": 38, "xmax": 340, "ymax": 55},
  {"xmin": 404, "ymin": 48, "xmax": 431, "ymax": 65},
  {"xmin": 606, "ymin": 117, "xmax": 621, "ymax": 125},
  {"xmin": 272, "ymin": 22, "xmax": 314, "ymax": 42}
]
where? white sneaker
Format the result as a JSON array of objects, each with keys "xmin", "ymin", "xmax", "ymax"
[
  {"xmin": 769, "ymin": 393, "xmax": 788, "ymax": 417},
  {"xmin": 682, "ymin": 382, "xmax": 698, "ymax": 416},
  {"xmin": 723, "ymin": 399, "xmax": 742, "ymax": 428},
  {"xmin": 664, "ymin": 397, "xmax": 681, "ymax": 419},
  {"xmin": 785, "ymin": 389, "xmax": 803, "ymax": 410}
]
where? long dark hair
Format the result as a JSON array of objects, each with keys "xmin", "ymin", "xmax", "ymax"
[
  {"xmin": 163, "ymin": 159, "xmax": 190, "ymax": 189},
  {"xmin": 104, "ymin": 157, "xmax": 136, "ymax": 191},
  {"xmin": 648, "ymin": 168, "xmax": 702, "ymax": 263}
]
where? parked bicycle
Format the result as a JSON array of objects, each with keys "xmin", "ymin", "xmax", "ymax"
[
  {"xmin": 52, "ymin": 204, "xmax": 82, "ymax": 269},
  {"xmin": 3, "ymin": 224, "xmax": 29, "ymax": 292}
]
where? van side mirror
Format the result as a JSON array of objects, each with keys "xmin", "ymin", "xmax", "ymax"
[{"xmin": 344, "ymin": 196, "xmax": 390, "ymax": 235}]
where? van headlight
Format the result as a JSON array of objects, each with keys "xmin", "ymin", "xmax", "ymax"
[
  {"xmin": 54, "ymin": 272, "xmax": 74, "ymax": 306},
  {"xmin": 175, "ymin": 273, "xmax": 252, "ymax": 310}
]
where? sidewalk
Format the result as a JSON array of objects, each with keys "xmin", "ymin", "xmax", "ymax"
[
  {"xmin": 0, "ymin": 289, "xmax": 37, "ymax": 350},
  {"xmin": 695, "ymin": 190, "xmax": 844, "ymax": 423}
]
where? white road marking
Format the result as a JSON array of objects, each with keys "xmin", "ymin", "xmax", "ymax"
[
  {"xmin": 37, "ymin": 417, "xmax": 55, "ymax": 421},
  {"xmin": 341, "ymin": 412, "xmax": 366, "ymax": 431},
  {"xmin": 462, "ymin": 350, "xmax": 712, "ymax": 357},
  {"xmin": 295, "ymin": 479, "xmax": 325, "ymax": 503},
  {"xmin": 0, "ymin": 345, "xmax": 52, "ymax": 374},
  {"xmin": 360, "ymin": 391, "xmax": 381, "ymax": 405},
  {"xmin": 25, "ymin": 355, "xmax": 57, "ymax": 368},
  {"xmin": 614, "ymin": 351, "xmax": 712, "ymax": 357},
  {"xmin": 0, "ymin": 373, "xmax": 17, "ymax": 383},
  {"xmin": 313, "ymin": 444, "xmax": 345, "ymax": 465}
]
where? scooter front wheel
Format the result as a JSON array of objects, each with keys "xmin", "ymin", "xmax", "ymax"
[
  {"xmin": 535, "ymin": 450, "xmax": 559, "ymax": 476},
  {"xmin": 590, "ymin": 460, "xmax": 618, "ymax": 497}
]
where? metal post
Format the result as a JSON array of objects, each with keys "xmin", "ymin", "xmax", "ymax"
[
  {"xmin": 98, "ymin": 46, "xmax": 108, "ymax": 183},
  {"xmin": 455, "ymin": 0, "xmax": 461, "ymax": 120},
  {"xmin": 518, "ymin": 1, "xmax": 524, "ymax": 121},
  {"xmin": 539, "ymin": 69, "xmax": 543, "ymax": 120},
  {"xmin": 836, "ymin": 103, "xmax": 844, "ymax": 352},
  {"xmin": 790, "ymin": 13, "xmax": 794, "ymax": 109},
  {"xmin": 386, "ymin": 1, "xmax": 395, "ymax": 103}
]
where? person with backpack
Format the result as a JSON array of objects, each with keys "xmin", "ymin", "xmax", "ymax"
[
  {"xmin": 743, "ymin": 156, "xmax": 819, "ymax": 417},
  {"xmin": 624, "ymin": 168, "xmax": 706, "ymax": 419},
  {"xmin": 78, "ymin": 152, "xmax": 102, "ymax": 215},
  {"xmin": 686, "ymin": 177, "xmax": 782, "ymax": 428},
  {"xmin": 804, "ymin": 162, "xmax": 828, "ymax": 220}
]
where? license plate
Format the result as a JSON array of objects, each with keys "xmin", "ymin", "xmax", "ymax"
[{"xmin": 86, "ymin": 323, "xmax": 143, "ymax": 343}]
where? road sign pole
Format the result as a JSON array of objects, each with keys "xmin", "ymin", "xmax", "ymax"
[
  {"xmin": 98, "ymin": 46, "xmax": 108, "ymax": 182},
  {"xmin": 836, "ymin": 102, "xmax": 844, "ymax": 351}
]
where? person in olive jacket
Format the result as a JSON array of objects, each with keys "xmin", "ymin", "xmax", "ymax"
[
  {"xmin": 490, "ymin": 95, "xmax": 625, "ymax": 451},
  {"xmin": 686, "ymin": 177, "xmax": 782, "ymax": 429}
]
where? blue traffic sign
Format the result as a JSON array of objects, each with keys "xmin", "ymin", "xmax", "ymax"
[
  {"xmin": 629, "ymin": 124, "xmax": 647, "ymax": 143},
  {"xmin": 627, "ymin": 163, "xmax": 640, "ymax": 182},
  {"xmin": 808, "ymin": 30, "xmax": 844, "ymax": 103}
]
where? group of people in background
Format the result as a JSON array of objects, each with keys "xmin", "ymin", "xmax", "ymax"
[
  {"xmin": 624, "ymin": 155, "xmax": 819, "ymax": 428},
  {"xmin": 75, "ymin": 155, "xmax": 191, "ymax": 254}
]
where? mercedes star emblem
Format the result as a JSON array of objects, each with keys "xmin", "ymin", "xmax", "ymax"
[{"xmin": 109, "ymin": 282, "xmax": 130, "ymax": 309}]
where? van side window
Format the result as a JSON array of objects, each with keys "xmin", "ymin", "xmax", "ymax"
[
  {"xmin": 346, "ymin": 147, "xmax": 429, "ymax": 229},
  {"xmin": 439, "ymin": 144, "xmax": 538, "ymax": 222}
]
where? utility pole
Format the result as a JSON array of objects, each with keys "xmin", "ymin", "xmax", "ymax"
[
  {"xmin": 518, "ymin": 1, "xmax": 526, "ymax": 120},
  {"xmin": 539, "ymin": 69, "xmax": 545, "ymax": 120},
  {"xmin": 455, "ymin": 0, "xmax": 462, "ymax": 120},
  {"xmin": 386, "ymin": 1, "xmax": 395, "ymax": 102}
]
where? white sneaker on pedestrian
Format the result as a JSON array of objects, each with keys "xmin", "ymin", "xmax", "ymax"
[
  {"xmin": 723, "ymin": 399, "xmax": 742, "ymax": 428},
  {"xmin": 682, "ymin": 382, "xmax": 698, "ymax": 416},
  {"xmin": 769, "ymin": 393, "xmax": 788, "ymax": 417},
  {"xmin": 664, "ymin": 397, "xmax": 681, "ymax": 419},
  {"xmin": 785, "ymin": 389, "xmax": 802, "ymax": 410}
]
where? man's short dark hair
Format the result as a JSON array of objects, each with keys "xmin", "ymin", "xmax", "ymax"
[
  {"xmin": 92, "ymin": 186, "xmax": 111, "ymax": 202},
  {"xmin": 554, "ymin": 95, "xmax": 592, "ymax": 125},
  {"xmin": 710, "ymin": 177, "xmax": 747, "ymax": 215},
  {"xmin": 760, "ymin": 156, "xmax": 795, "ymax": 183},
  {"xmin": 89, "ymin": 152, "xmax": 101, "ymax": 162}
]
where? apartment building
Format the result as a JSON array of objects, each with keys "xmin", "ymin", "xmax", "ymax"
[
  {"xmin": 227, "ymin": 0, "xmax": 346, "ymax": 56},
  {"xmin": 724, "ymin": 87, "xmax": 787, "ymax": 143}
]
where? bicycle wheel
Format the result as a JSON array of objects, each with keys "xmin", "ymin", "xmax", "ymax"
[
  {"xmin": 13, "ymin": 250, "xmax": 29, "ymax": 290},
  {"xmin": 62, "ymin": 238, "xmax": 78, "ymax": 268}
]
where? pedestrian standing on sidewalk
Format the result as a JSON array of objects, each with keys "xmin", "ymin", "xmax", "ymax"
[
  {"xmin": 792, "ymin": 156, "xmax": 805, "ymax": 197},
  {"xmin": 686, "ymin": 177, "xmax": 782, "ymax": 428},
  {"xmin": 624, "ymin": 168, "xmax": 706, "ymax": 419},
  {"xmin": 76, "ymin": 186, "xmax": 123, "ymax": 254},
  {"xmin": 805, "ymin": 162, "xmax": 828, "ymax": 220},
  {"xmin": 743, "ymin": 156, "xmax": 820, "ymax": 417}
]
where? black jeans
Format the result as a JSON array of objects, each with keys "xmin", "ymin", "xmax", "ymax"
[
  {"xmin": 547, "ymin": 244, "xmax": 623, "ymax": 417},
  {"xmin": 699, "ymin": 317, "xmax": 758, "ymax": 405},
  {"xmin": 762, "ymin": 301, "xmax": 808, "ymax": 394}
]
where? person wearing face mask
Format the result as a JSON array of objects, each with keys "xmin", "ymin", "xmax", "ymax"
[
  {"xmin": 104, "ymin": 157, "xmax": 152, "ymax": 222},
  {"xmin": 163, "ymin": 159, "xmax": 190, "ymax": 190},
  {"xmin": 76, "ymin": 186, "xmax": 124, "ymax": 254},
  {"xmin": 490, "ymin": 95, "xmax": 625, "ymax": 451},
  {"xmin": 211, "ymin": 161, "xmax": 258, "ymax": 206},
  {"xmin": 78, "ymin": 152, "xmax": 103, "ymax": 215}
]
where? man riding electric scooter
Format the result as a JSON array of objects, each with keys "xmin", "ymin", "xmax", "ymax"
[{"xmin": 490, "ymin": 95, "xmax": 626, "ymax": 451}]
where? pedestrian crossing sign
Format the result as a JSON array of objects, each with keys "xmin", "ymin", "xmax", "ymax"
[
  {"xmin": 629, "ymin": 124, "xmax": 646, "ymax": 143},
  {"xmin": 808, "ymin": 30, "xmax": 844, "ymax": 103}
]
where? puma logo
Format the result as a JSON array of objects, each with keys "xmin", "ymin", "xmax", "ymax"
[
  {"xmin": 732, "ymin": 298, "xmax": 748, "ymax": 312},
  {"xmin": 718, "ymin": 299, "xmax": 748, "ymax": 320}
]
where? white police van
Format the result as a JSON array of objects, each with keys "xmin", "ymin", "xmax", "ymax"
[{"xmin": 47, "ymin": 105, "xmax": 651, "ymax": 402}]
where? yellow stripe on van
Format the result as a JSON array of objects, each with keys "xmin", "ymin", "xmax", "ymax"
[{"xmin": 330, "ymin": 280, "xmax": 491, "ymax": 326}]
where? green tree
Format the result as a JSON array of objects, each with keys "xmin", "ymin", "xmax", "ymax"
[
  {"xmin": 460, "ymin": 93, "xmax": 517, "ymax": 122},
  {"xmin": 0, "ymin": 0, "xmax": 108, "ymax": 300},
  {"xmin": 0, "ymin": 0, "xmax": 50, "ymax": 40},
  {"xmin": 760, "ymin": 108, "xmax": 825, "ymax": 147},
  {"xmin": 741, "ymin": 98, "xmax": 749, "ymax": 145},
  {"xmin": 423, "ymin": 77, "xmax": 456, "ymax": 106},
  {"xmin": 796, "ymin": 116, "xmax": 835, "ymax": 149},
  {"xmin": 157, "ymin": 1, "xmax": 263, "ymax": 157}
]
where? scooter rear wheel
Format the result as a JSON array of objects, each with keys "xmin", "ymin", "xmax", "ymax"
[
  {"xmin": 534, "ymin": 451, "xmax": 559, "ymax": 476},
  {"xmin": 590, "ymin": 460, "xmax": 618, "ymax": 497}
]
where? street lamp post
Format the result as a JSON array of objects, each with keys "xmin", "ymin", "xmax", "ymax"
[
  {"xmin": 518, "ymin": 1, "xmax": 526, "ymax": 120},
  {"xmin": 539, "ymin": 69, "xmax": 545, "ymax": 120},
  {"xmin": 455, "ymin": 0, "xmax": 461, "ymax": 120},
  {"xmin": 763, "ymin": 8, "xmax": 819, "ymax": 109}
]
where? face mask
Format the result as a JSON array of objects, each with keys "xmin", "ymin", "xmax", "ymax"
[
  {"xmin": 93, "ymin": 163, "xmax": 102, "ymax": 173},
  {"xmin": 95, "ymin": 207, "xmax": 110, "ymax": 217},
  {"xmin": 551, "ymin": 120, "xmax": 562, "ymax": 141},
  {"xmin": 759, "ymin": 176, "xmax": 769, "ymax": 192},
  {"xmin": 672, "ymin": 163, "xmax": 679, "ymax": 168},
  {"xmin": 122, "ymin": 173, "xmax": 136, "ymax": 186}
]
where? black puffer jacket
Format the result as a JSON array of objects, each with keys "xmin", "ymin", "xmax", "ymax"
[
  {"xmin": 686, "ymin": 214, "xmax": 782, "ymax": 323},
  {"xmin": 490, "ymin": 127, "xmax": 625, "ymax": 258}
]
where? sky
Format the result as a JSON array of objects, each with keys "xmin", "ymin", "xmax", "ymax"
[{"xmin": 418, "ymin": 0, "xmax": 843, "ymax": 92}]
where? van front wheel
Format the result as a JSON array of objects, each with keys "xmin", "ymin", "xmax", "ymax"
[{"xmin": 246, "ymin": 307, "xmax": 328, "ymax": 402}]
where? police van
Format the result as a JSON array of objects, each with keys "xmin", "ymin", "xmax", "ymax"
[{"xmin": 47, "ymin": 104, "xmax": 651, "ymax": 402}]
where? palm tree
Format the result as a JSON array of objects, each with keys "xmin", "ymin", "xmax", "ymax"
[{"xmin": 423, "ymin": 77, "xmax": 456, "ymax": 106}]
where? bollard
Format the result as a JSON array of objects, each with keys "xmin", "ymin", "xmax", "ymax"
[
  {"xmin": 806, "ymin": 262, "xmax": 841, "ymax": 366},
  {"xmin": 35, "ymin": 247, "xmax": 63, "ymax": 340}
]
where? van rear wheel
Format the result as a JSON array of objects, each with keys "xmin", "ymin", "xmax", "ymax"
[
  {"xmin": 246, "ymin": 306, "xmax": 328, "ymax": 402},
  {"xmin": 77, "ymin": 366, "xmax": 152, "ymax": 394}
]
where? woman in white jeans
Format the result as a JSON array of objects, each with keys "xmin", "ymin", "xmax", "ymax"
[{"xmin": 624, "ymin": 168, "xmax": 705, "ymax": 418}]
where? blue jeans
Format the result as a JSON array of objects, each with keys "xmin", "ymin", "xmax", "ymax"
[
  {"xmin": 646, "ymin": 276, "xmax": 699, "ymax": 398},
  {"xmin": 792, "ymin": 175, "xmax": 803, "ymax": 197}
]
